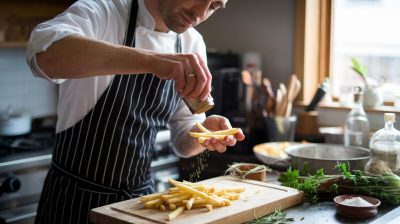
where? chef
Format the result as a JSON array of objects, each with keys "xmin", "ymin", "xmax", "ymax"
[{"xmin": 26, "ymin": 0, "xmax": 244, "ymax": 223}]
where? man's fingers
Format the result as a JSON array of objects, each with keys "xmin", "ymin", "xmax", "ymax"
[
  {"xmin": 173, "ymin": 64, "xmax": 186, "ymax": 93},
  {"xmin": 187, "ymin": 55, "xmax": 207, "ymax": 98},
  {"xmin": 196, "ymin": 53, "xmax": 212, "ymax": 101}
]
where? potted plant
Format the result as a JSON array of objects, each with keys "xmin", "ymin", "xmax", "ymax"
[{"xmin": 350, "ymin": 57, "xmax": 383, "ymax": 107}]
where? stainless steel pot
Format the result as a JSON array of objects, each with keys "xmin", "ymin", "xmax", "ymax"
[
  {"xmin": 0, "ymin": 107, "xmax": 31, "ymax": 136},
  {"xmin": 285, "ymin": 143, "xmax": 370, "ymax": 174}
]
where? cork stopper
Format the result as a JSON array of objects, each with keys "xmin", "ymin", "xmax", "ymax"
[
  {"xmin": 353, "ymin": 86, "xmax": 363, "ymax": 103},
  {"xmin": 384, "ymin": 113, "xmax": 395, "ymax": 123}
]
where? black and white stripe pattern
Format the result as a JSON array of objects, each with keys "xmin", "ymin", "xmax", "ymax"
[{"xmin": 35, "ymin": 0, "xmax": 182, "ymax": 223}]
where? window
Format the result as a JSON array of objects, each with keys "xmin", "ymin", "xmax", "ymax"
[
  {"xmin": 331, "ymin": 0, "xmax": 400, "ymax": 104},
  {"xmin": 294, "ymin": 0, "xmax": 400, "ymax": 109}
]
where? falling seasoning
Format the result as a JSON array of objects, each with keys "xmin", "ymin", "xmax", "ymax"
[{"xmin": 188, "ymin": 150, "xmax": 209, "ymax": 182}]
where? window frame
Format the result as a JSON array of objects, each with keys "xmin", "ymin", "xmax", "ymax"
[
  {"xmin": 295, "ymin": 0, "xmax": 399, "ymax": 110},
  {"xmin": 294, "ymin": 0, "xmax": 332, "ymax": 103}
]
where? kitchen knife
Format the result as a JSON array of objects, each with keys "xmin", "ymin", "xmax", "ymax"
[{"xmin": 305, "ymin": 79, "xmax": 328, "ymax": 112}]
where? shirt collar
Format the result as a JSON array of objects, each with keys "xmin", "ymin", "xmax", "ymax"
[{"xmin": 137, "ymin": 0, "xmax": 157, "ymax": 30}]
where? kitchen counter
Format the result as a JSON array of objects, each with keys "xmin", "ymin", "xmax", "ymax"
[
  {"xmin": 264, "ymin": 171, "xmax": 400, "ymax": 224},
  {"xmin": 283, "ymin": 201, "xmax": 400, "ymax": 224}
]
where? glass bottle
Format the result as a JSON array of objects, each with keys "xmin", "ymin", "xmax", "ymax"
[
  {"xmin": 343, "ymin": 89, "xmax": 370, "ymax": 148},
  {"xmin": 365, "ymin": 113, "xmax": 400, "ymax": 175}
]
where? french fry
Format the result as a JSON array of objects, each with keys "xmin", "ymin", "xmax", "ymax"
[
  {"xmin": 144, "ymin": 198, "xmax": 163, "ymax": 208},
  {"xmin": 169, "ymin": 179, "xmax": 223, "ymax": 206},
  {"xmin": 225, "ymin": 187, "xmax": 245, "ymax": 193},
  {"xmin": 166, "ymin": 194, "xmax": 192, "ymax": 204},
  {"xmin": 188, "ymin": 132, "xmax": 228, "ymax": 139},
  {"xmin": 140, "ymin": 192, "xmax": 163, "ymax": 203},
  {"xmin": 169, "ymin": 203, "xmax": 176, "ymax": 210},
  {"xmin": 196, "ymin": 122, "xmax": 211, "ymax": 133},
  {"xmin": 186, "ymin": 196, "xmax": 195, "ymax": 210},
  {"xmin": 168, "ymin": 206, "xmax": 185, "ymax": 221},
  {"xmin": 139, "ymin": 178, "xmax": 245, "ymax": 221},
  {"xmin": 159, "ymin": 204, "xmax": 166, "ymax": 211}
]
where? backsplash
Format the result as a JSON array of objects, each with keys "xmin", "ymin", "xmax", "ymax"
[{"xmin": 0, "ymin": 47, "xmax": 57, "ymax": 118}]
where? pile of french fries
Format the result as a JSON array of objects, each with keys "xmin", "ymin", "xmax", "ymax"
[
  {"xmin": 140, "ymin": 179, "xmax": 245, "ymax": 221},
  {"xmin": 188, "ymin": 122, "xmax": 240, "ymax": 144}
]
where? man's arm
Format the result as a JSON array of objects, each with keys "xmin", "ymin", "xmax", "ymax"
[
  {"xmin": 36, "ymin": 35, "xmax": 154, "ymax": 78},
  {"xmin": 36, "ymin": 34, "xmax": 211, "ymax": 99}
]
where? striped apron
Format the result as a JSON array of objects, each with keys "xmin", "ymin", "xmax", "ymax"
[{"xmin": 35, "ymin": 1, "xmax": 182, "ymax": 223}]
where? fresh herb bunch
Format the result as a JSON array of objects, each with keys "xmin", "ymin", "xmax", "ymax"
[
  {"xmin": 248, "ymin": 210, "xmax": 294, "ymax": 224},
  {"xmin": 278, "ymin": 163, "xmax": 400, "ymax": 204}
]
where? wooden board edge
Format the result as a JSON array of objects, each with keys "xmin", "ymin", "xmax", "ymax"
[{"xmin": 207, "ymin": 191, "xmax": 305, "ymax": 224}]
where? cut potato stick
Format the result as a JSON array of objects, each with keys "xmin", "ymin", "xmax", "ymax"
[
  {"xmin": 166, "ymin": 194, "xmax": 192, "ymax": 204},
  {"xmin": 169, "ymin": 203, "xmax": 177, "ymax": 210},
  {"xmin": 186, "ymin": 196, "xmax": 195, "ymax": 209},
  {"xmin": 169, "ymin": 179, "xmax": 223, "ymax": 206},
  {"xmin": 169, "ymin": 185, "xmax": 206, "ymax": 192},
  {"xmin": 144, "ymin": 198, "xmax": 163, "ymax": 208},
  {"xmin": 168, "ymin": 206, "xmax": 185, "ymax": 221},
  {"xmin": 224, "ymin": 187, "xmax": 245, "ymax": 193},
  {"xmin": 159, "ymin": 204, "xmax": 166, "ymax": 211},
  {"xmin": 139, "ymin": 179, "xmax": 245, "ymax": 221},
  {"xmin": 188, "ymin": 132, "xmax": 227, "ymax": 138},
  {"xmin": 188, "ymin": 128, "xmax": 239, "ymax": 138},
  {"xmin": 140, "ymin": 192, "xmax": 164, "ymax": 202},
  {"xmin": 162, "ymin": 192, "xmax": 190, "ymax": 200},
  {"xmin": 195, "ymin": 122, "xmax": 211, "ymax": 133}
]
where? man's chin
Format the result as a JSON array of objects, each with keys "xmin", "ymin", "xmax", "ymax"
[{"xmin": 169, "ymin": 24, "xmax": 192, "ymax": 34}]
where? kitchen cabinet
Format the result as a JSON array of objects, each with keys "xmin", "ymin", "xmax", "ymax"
[{"xmin": 0, "ymin": 0, "xmax": 74, "ymax": 48}]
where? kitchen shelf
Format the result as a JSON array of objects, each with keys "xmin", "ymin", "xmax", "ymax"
[{"xmin": 0, "ymin": 41, "xmax": 26, "ymax": 48}]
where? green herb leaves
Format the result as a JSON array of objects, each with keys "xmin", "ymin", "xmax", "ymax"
[
  {"xmin": 350, "ymin": 57, "xmax": 367, "ymax": 83},
  {"xmin": 278, "ymin": 163, "xmax": 400, "ymax": 204},
  {"xmin": 249, "ymin": 210, "xmax": 294, "ymax": 224}
]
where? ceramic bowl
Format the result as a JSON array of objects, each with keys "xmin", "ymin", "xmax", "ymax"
[{"xmin": 334, "ymin": 195, "xmax": 381, "ymax": 218}]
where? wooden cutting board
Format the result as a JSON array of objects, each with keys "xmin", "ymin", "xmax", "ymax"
[{"xmin": 90, "ymin": 176, "xmax": 304, "ymax": 224}]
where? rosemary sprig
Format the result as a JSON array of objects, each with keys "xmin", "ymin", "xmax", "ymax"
[{"xmin": 248, "ymin": 209, "xmax": 294, "ymax": 224}]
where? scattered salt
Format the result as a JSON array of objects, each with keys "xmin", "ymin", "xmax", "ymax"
[{"xmin": 341, "ymin": 197, "xmax": 373, "ymax": 207}]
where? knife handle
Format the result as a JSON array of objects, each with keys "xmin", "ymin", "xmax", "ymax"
[{"xmin": 305, "ymin": 79, "xmax": 328, "ymax": 112}]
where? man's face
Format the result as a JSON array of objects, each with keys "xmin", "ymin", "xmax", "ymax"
[{"xmin": 158, "ymin": 0, "xmax": 227, "ymax": 33}]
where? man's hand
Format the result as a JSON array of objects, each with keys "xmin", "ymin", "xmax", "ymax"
[
  {"xmin": 148, "ymin": 52, "xmax": 212, "ymax": 101},
  {"xmin": 191, "ymin": 115, "xmax": 245, "ymax": 153}
]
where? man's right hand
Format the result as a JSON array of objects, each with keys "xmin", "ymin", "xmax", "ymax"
[{"xmin": 148, "ymin": 53, "xmax": 212, "ymax": 101}]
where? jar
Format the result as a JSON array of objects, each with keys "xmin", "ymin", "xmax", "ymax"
[
  {"xmin": 365, "ymin": 113, "xmax": 400, "ymax": 175},
  {"xmin": 183, "ymin": 95, "xmax": 214, "ymax": 114}
]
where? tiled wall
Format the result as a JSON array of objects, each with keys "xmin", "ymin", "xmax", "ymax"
[{"xmin": 0, "ymin": 48, "xmax": 57, "ymax": 118}]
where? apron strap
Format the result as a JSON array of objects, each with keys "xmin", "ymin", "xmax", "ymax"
[{"xmin": 51, "ymin": 160, "xmax": 152, "ymax": 199}]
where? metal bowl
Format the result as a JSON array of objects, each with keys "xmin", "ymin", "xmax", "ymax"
[{"xmin": 285, "ymin": 143, "xmax": 370, "ymax": 174}]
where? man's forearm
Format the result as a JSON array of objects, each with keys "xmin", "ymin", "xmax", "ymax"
[
  {"xmin": 36, "ymin": 35, "xmax": 153, "ymax": 79},
  {"xmin": 174, "ymin": 130, "xmax": 205, "ymax": 158}
]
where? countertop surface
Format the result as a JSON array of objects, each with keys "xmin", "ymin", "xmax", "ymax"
[{"xmin": 264, "ymin": 171, "xmax": 400, "ymax": 224}]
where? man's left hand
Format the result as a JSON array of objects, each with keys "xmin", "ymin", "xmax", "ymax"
[{"xmin": 193, "ymin": 115, "xmax": 245, "ymax": 153}]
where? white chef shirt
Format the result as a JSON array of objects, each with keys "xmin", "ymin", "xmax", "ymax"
[{"xmin": 26, "ymin": 0, "xmax": 206, "ymax": 152}]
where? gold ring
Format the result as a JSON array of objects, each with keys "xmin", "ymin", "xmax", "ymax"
[{"xmin": 188, "ymin": 73, "xmax": 195, "ymax": 78}]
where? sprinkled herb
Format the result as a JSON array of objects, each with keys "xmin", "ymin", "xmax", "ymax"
[
  {"xmin": 189, "ymin": 150, "xmax": 209, "ymax": 182},
  {"xmin": 248, "ymin": 209, "xmax": 294, "ymax": 224}
]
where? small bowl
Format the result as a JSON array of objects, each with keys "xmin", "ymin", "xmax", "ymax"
[
  {"xmin": 230, "ymin": 164, "xmax": 267, "ymax": 181},
  {"xmin": 334, "ymin": 195, "xmax": 381, "ymax": 218}
]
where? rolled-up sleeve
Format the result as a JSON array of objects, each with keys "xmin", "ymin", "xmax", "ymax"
[
  {"xmin": 168, "ymin": 100, "xmax": 206, "ymax": 157},
  {"xmin": 169, "ymin": 32, "xmax": 211, "ymax": 156},
  {"xmin": 26, "ymin": 0, "xmax": 109, "ymax": 83}
]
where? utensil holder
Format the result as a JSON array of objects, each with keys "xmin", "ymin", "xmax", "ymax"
[
  {"xmin": 264, "ymin": 116, "xmax": 297, "ymax": 142},
  {"xmin": 295, "ymin": 111, "xmax": 320, "ymax": 137}
]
